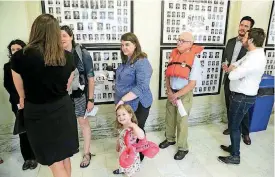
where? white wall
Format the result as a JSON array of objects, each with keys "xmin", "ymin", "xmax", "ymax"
[{"xmin": 0, "ymin": 1, "xmax": 29, "ymax": 124}]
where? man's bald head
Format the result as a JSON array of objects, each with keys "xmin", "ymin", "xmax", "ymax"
[
  {"xmin": 179, "ymin": 32, "xmax": 194, "ymax": 42},
  {"xmin": 177, "ymin": 32, "xmax": 194, "ymax": 52}
]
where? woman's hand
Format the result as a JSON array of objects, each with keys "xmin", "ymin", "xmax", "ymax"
[
  {"xmin": 19, "ymin": 97, "xmax": 24, "ymax": 109},
  {"xmin": 115, "ymin": 100, "xmax": 124, "ymax": 110},
  {"xmin": 86, "ymin": 102, "xmax": 94, "ymax": 112},
  {"xmin": 116, "ymin": 142, "xmax": 120, "ymax": 152}
]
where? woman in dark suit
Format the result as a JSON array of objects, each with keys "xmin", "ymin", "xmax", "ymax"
[
  {"xmin": 3, "ymin": 39, "xmax": 37, "ymax": 170},
  {"xmin": 11, "ymin": 14, "xmax": 79, "ymax": 177}
]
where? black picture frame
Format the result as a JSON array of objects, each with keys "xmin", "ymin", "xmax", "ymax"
[
  {"xmin": 264, "ymin": 48, "xmax": 275, "ymax": 76},
  {"xmin": 41, "ymin": 0, "xmax": 134, "ymax": 47},
  {"xmin": 160, "ymin": 0, "xmax": 230, "ymax": 46},
  {"xmin": 158, "ymin": 46, "xmax": 224, "ymax": 99},
  {"xmin": 266, "ymin": 1, "xmax": 275, "ymax": 47},
  {"xmin": 86, "ymin": 47, "xmax": 121, "ymax": 105}
]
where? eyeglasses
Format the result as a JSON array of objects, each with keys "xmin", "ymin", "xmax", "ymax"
[{"xmin": 176, "ymin": 39, "xmax": 192, "ymax": 44}]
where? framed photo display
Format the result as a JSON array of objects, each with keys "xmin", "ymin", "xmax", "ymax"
[
  {"xmin": 266, "ymin": 1, "xmax": 275, "ymax": 47},
  {"xmin": 160, "ymin": 0, "xmax": 230, "ymax": 46},
  {"xmin": 158, "ymin": 47, "xmax": 224, "ymax": 99},
  {"xmin": 87, "ymin": 48, "xmax": 121, "ymax": 104},
  {"xmin": 264, "ymin": 49, "xmax": 275, "ymax": 76},
  {"xmin": 41, "ymin": 0, "xmax": 134, "ymax": 46}
]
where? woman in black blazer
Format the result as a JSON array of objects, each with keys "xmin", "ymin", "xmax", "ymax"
[{"xmin": 3, "ymin": 39, "xmax": 37, "ymax": 170}]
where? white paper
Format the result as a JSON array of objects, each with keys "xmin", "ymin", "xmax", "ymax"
[
  {"xmin": 84, "ymin": 106, "xmax": 99, "ymax": 119},
  {"xmin": 176, "ymin": 99, "xmax": 187, "ymax": 117}
]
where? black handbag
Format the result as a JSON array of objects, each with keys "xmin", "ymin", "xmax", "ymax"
[{"xmin": 13, "ymin": 109, "xmax": 26, "ymax": 135}]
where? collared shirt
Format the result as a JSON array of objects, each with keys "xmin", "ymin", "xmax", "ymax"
[
  {"xmin": 115, "ymin": 58, "xmax": 153, "ymax": 111},
  {"xmin": 229, "ymin": 48, "xmax": 266, "ymax": 96},
  {"xmin": 170, "ymin": 58, "xmax": 202, "ymax": 90},
  {"xmin": 230, "ymin": 38, "xmax": 243, "ymax": 64}
]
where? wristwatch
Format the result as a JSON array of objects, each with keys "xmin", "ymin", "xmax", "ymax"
[{"xmin": 88, "ymin": 98, "xmax": 94, "ymax": 103}]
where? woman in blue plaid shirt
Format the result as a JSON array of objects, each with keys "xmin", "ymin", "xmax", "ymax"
[{"xmin": 114, "ymin": 32, "xmax": 153, "ymax": 165}]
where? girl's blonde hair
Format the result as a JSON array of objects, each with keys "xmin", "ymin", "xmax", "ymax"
[{"xmin": 115, "ymin": 104, "xmax": 138, "ymax": 129}]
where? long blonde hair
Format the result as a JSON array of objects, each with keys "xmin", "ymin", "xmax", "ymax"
[
  {"xmin": 115, "ymin": 104, "xmax": 138, "ymax": 129},
  {"xmin": 24, "ymin": 14, "xmax": 65, "ymax": 66}
]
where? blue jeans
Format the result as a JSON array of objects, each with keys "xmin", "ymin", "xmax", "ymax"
[{"xmin": 229, "ymin": 92, "xmax": 256, "ymax": 156}]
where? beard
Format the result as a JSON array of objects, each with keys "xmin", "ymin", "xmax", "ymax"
[{"xmin": 238, "ymin": 30, "xmax": 246, "ymax": 37}]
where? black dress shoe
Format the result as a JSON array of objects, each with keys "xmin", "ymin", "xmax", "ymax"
[
  {"xmin": 223, "ymin": 129, "xmax": 230, "ymax": 135},
  {"xmin": 29, "ymin": 160, "xmax": 38, "ymax": 170},
  {"xmin": 242, "ymin": 135, "xmax": 251, "ymax": 145},
  {"xmin": 218, "ymin": 155, "xmax": 240, "ymax": 165},
  {"xmin": 220, "ymin": 145, "xmax": 231, "ymax": 153},
  {"xmin": 174, "ymin": 150, "xmax": 189, "ymax": 160},
  {"xmin": 159, "ymin": 140, "xmax": 176, "ymax": 149},
  {"xmin": 22, "ymin": 160, "xmax": 31, "ymax": 170}
]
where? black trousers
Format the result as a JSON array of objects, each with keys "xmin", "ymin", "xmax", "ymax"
[
  {"xmin": 11, "ymin": 103, "xmax": 36, "ymax": 161},
  {"xmin": 224, "ymin": 80, "xmax": 250, "ymax": 135},
  {"xmin": 134, "ymin": 102, "xmax": 151, "ymax": 161}
]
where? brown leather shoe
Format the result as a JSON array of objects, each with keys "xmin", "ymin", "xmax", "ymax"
[
  {"xmin": 242, "ymin": 135, "xmax": 251, "ymax": 145},
  {"xmin": 223, "ymin": 129, "xmax": 230, "ymax": 135}
]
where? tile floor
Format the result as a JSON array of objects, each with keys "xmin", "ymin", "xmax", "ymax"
[{"xmin": 0, "ymin": 123, "xmax": 274, "ymax": 177}]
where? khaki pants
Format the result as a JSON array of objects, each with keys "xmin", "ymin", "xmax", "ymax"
[{"xmin": 165, "ymin": 91, "xmax": 193, "ymax": 151}]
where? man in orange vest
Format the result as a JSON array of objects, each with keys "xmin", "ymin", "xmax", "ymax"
[{"xmin": 159, "ymin": 32, "xmax": 203, "ymax": 160}]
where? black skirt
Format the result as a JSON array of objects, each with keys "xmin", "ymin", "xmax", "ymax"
[{"xmin": 24, "ymin": 95, "xmax": 79, "ymax": 166}]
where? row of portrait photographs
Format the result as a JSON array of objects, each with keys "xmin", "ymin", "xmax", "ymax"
[
  {"xmin": 165, "ymin": 34, "xmax": 222, "ymax": 42},
  {"xmin": 194, "ymin": 86, "xmax": 217, "ymax": 93},
  {"xmin": 102, "ymin": 84, "xmax": 115, "ymax": 91},
  {"xmin": 94, "ymin": 92, "xmax": 115, "ymax": 100},
  {"xmin": 267, "ymin": 8, "xmax": 275, "ymax": 45},
  {"xmin": 264, "ymin": 70, "xmax": 274, "ymax": 76},
  {"xmin": 266, "ymin": 51, "xmax": 275, "ymax": 57},
  {"xmin": 169, "ymin": 0, "xmax": 225, "ymax": 6},
  {"xmin": 167, "ymin": 13, "xmax": 224, "ymax": 22},
  {"xmin": 201, "ymin": 79, "xmax": 218, "ymax": 86},
  {"xmin": 75, "ymin": 33, "xmax": 123, "ymax": 41},
  {"xmin": 93, "ymin": 62, "xmax": 121, "ymax": 71},
  {"xmin": 91, "ymin": 51, "xmax": 119, "ymax": 61},
  {"xmin": 265, "ymin": 51, "xmax": 275, "ymax": 75},
  {"xmin": 168, "ymin": 3, "xmax": 225, "ymax": 13},
  {"xmin": 72, "ymin": 22, "xmax": 128, "ymax": 32},
  {"xmin": 206, "ymin": 67, "xmax": 220, "ymax": 73},
  {"xmin": 48, "ymin": 0, "xmax": 129, "ymax": 9},
  {"xmin": 200, "ymin": 60, "xmax": 220, "ymax": 67},
  {"xmin": 197, "ymin": 51, "xmax": 221, "ymax": 59},
  {"xmin": 55, "ymin": 10, "xmax": 130, "ymax": 22},
  {"xmin": 49, "ymin": 9, "xmax": 130, "ymax": 23}
]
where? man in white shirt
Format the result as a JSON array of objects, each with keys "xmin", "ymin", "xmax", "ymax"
[
  {"xmin": 218, "ymin": 28, "xmax": 267, "ymax": 165},
  {"xmin": 222, "ymin": 17, "xmax": 255, "ymax": 145}
]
